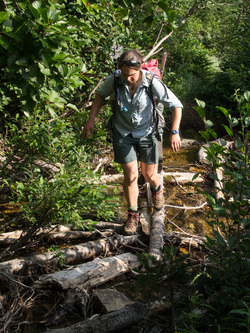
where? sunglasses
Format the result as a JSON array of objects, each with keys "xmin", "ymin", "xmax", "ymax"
[{"xmin": 119, "ymin": 60, "xmax": 141, "ymax": 67}]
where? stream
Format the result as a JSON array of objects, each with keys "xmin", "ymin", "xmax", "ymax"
[
  {"xmin": 0, "ymin": 134, "xmax": 214, "ymax": 333},
  {"xmin": 112, "ymin": 133, "xmax": 212, "ymax": 238}
]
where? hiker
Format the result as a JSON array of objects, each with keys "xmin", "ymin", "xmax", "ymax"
[{"xmin": 83, "ymin": 49, "xmax": 183, "ymax": 235}]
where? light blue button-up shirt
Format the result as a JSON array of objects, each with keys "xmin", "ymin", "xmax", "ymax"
[{"xmin": 99, "ymin": 69, "xmax": 183, "ymax": 138}]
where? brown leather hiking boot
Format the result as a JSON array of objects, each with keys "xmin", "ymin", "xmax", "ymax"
[
  {"xmin": 152, "ymin": 185, "xmax": 164, "ymax": 210},
  {"xmin": 123, "ymin": 212, "xmax": 140, "ymax": 235}
]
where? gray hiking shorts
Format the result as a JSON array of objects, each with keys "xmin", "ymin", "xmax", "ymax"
[{"xmin": 113, "ymin": 128, "xmax": 162, "ymax": 165}]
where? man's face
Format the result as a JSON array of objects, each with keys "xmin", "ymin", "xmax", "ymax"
[{"xmin": 120, "ymin": 65, "xmax": 140, "ymax": 85}]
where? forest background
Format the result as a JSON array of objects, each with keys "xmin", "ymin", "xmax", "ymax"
[{"xmin": 0, "ymin": 0, "xmax": 249, "ymax": 332}]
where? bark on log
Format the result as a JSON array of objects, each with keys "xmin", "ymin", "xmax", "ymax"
[
  {"xmin": 0, "ymin": 225, "xmax": 74, "ymax": 245},
  {"xmin": 100, "ymin": 172, "xmax": 203, "ymax": 185},
  {"xmin": 0, "ymin": 235, "xmax": 139, "ymax": 275},
  {"xmin": 138, "ymin": 184, "xmax": 152, "ymax": 236},
  {"xmin": 163, "ymin": 233, "xmax": 205, "ymax": 249},
  {"xmin": 148, "ymin": 174, "xmax": 165, "ymax": 260},
  {"xmin": 0, "ymin": 223, "xmax": 123, "ymax": 247},
  {"xmin": 149, "ymin": 209, "xmax": 165, "ymax": 260},
  {"xmin": 34, "ymin": 252, "xmax": 140, "ymax": 290},
  {"xmin": 100, "ymin": 174, "xmax": 123, "ymax": 184},
  {"xmin": 45, "ymin": 297, "xmax": 174, "ymax": 333},
  {"xmin": 163, "ymin": 171, "xmax": 203, "ymax": 184},
  {"xmin": 45, "ymin": 302, "xmax": 148, "ymax": 333}
]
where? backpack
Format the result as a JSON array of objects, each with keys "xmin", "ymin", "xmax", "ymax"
[{"xmin": 108, "ymin": 59, "xmax": 168, "ymax": 142}]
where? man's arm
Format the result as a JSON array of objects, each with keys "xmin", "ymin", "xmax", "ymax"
[
  {"xmin": 82, "ymin": 93, "xmax": 105, "ymax": 138},
  {"xmin": 170, "ymin": 107, "xmax": 182, "ymax": 152}
]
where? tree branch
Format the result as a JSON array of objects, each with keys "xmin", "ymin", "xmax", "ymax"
[{"xmin": 144, "ymin": 1, "xmax": 199, "ymax": 62}]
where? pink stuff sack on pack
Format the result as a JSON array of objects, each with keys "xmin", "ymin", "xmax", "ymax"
[{"xmin": 141, "ymin": 59, "xmax": 162, "ymax": 79}]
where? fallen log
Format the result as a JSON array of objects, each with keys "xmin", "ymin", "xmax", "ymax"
[
  {"xmin": 149, "ymin": 209, "xmax": 165, "ymax": 261},
  {"xmin": 45, "ymin": 296, "xmax": 174, "ymax": 333},
  {"xmin": 34, "ymin": 252, "xmax": 140, "ymax": 290},
  {"xmin": 163, "ymin": 232, "xmax": 205, "ymax": 250},
  {"xmin": 45, "ymin": 302, "xmax": 148, "ymax": 333},
  {"xmin": 0, "ymin": 235, "xmax": 139, "ymax": 275},
  {"xmin": 0, "ymin": 222, "xmax": 124, "ymax": 247},
  {"xmin": 0, "ymin": 225, "xmax": 76, "ymax": 245},
  {"xmin": 163, "ymin": 171, "xmax": 203, "ymax": 184},
  {"xmin": 100, "ymin": 172, "xmax": 204, "ymax": 185},
  {"xmin": 148, "ymin": 174, "xmax": 165, "ymax": 261},
  {"xmin": 138, "ymin": 184, "xmax": 152, "ymax": 236}
]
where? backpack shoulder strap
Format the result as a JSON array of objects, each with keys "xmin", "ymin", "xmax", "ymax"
[
  {"xmin": 113, "ymin": 69, "xmax": 121, "ymax": 98},
  {"xmin": 145, "ymin": 71, "xmax": 155, "ymax": 101}
]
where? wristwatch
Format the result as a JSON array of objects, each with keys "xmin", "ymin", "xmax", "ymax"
[{"xmin": 171, "ymin": 130, "xmax": 179, "ymax": 134}]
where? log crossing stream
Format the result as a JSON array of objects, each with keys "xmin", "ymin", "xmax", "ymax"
[{"xmin": 0, "ymin": 136, "xmax": 215, "ymax": 332}]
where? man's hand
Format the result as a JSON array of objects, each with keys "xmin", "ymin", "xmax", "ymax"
[
  {"xmin": 82, "ymin": 119, "xmax": 95, "ymax": 139},
  {"xmin": 170, "ymin": 133, "xmax": 181, "ymax": 152}
]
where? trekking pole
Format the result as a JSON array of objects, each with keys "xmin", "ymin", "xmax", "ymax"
[{"xmin": 160, "ymin": 51, "xmax": 167, "ymax": 79}]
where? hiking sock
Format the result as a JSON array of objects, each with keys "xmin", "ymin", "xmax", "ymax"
[
  {"xmin": 128, "ymin": 209, "xmax": 139, "ymax": 214},
  {"xmin": 128, "ymin": 206, "xmax": 138, "ymax": 212},
  {"xmin": 151, "ymin": 185, "xmax": 161, "ymax": 192}
]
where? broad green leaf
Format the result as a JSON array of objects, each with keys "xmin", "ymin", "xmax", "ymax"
[
  {"xmin": 235, "ymin": 139, "xmax": 243, "ymax": 149},
  {"xmin": 243, "ymin": 90, "xmax": 250, "ymax": 101},
  {"xmin": 230, "ymin": 117, "xmax": 239, "ymax": 127},
  {"xmin": 0, "ymin": 11, "xmax": 10, "ymax": 24},
  {"xmin": 207, "ymin": 128, "xmax": 217, "ymax": 139},
  {"xmin": 222, "ymin": 125, "xmax": 233, "ymax": 137},
  {"xmin": 204, "ymin": 119, "xmax": 214, "ymax": 128},
  {"xmin": 15, "ymin": 58, "xmax": 28, "ymax": 66},
  {"xmin": 195, "ymin": 98, "xmax": 206, "ymax": 108},
  {"xmin": 23, "ymin": 111, "xmax": 30, "ymax": 118},
  {"xmin": 3, "ymin": 19, "xmax": 12, "ymax": 31},
  {"xmin": 48, "ymin": 90, "xmax": 65, "ymax": 103},
  {"xmin": 0, "ymin": 35, "xmax": 9, "ymax": 49},
  {"xmin": 38, "ymin": 63, "xmax": 51, "ymax": 75},
  {"xmin": 47, "ymin": 106, "xmax": 57, "ymax": 118},
  {"xmin": 192, "ymin": 173, "xmax": 200, "ymax": 180},
  {"xmin": 193, "ymin": 106, "xmax": 205, "ymax": 119},
  {"xmin": 39, "ymin": 176, "xmax": 44, "ymax": 186},
  {"xmin": 216, "ymin": 106, "xmax": 229, "ymax": 118},
  {"xmin": 66, "ymin": 103, "xmax": 79, "ymax": 112},
  {"xmin": 91, "ymin": 4, "xmax": 104, "ymax": 12},
  {"xmin": 52, "ymin": 53, "xmax": 69, "ymax": 61},
  {"xmin": 199, "ymin": 131, "xmax": 210, "ymax": 141},
  {"xmin": 58, "ymin": 64, "xmax": 68, "ymax": 76},
  {"xmin": 157, "ymin": 2, "xmax": 169, "ymax": 12},
  {"xmin": 28, "ymin": 2, "xmax": 41, "ymax": 19}
]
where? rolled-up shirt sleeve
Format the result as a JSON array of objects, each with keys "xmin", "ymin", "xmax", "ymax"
[
  {"xmin": 152, "ymin": 76, "xmax": 183, "ymax": 110},
  {"xmin": 98, "ymin": 74, "xmax": 115, "ymax": 98}
]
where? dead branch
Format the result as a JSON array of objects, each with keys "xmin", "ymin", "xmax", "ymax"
[
  {"xmin": 0, "ymin": 272, "xmax": 30, "ymax": 289},
  {"xmin": 164, "ymin": 202, "xmax": 207, "ymax": 210},
  {"xmin": 166, "ymin": 217, "xmax": 204, "ymax": 239},
  {"xmin": 144, "ymin": 2, "xmax": 199, "ymax": 61}
]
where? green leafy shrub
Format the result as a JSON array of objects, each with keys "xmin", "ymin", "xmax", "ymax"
[{"xmin": 180, "ymin": 92, "xmax": 250, "ymax": 332}]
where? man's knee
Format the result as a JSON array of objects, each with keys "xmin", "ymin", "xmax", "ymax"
[
  {"xmin": 142, "ymin": 166, "xmax": 159, "ymax": 183},
  {"xmin": 124, "ymin": 171, "xmax": 138, "ymax": 185}
]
